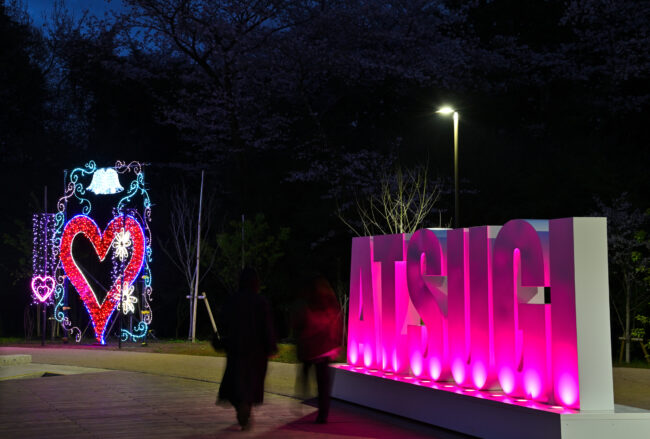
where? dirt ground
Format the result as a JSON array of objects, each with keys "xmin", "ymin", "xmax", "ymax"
[{"xmin": 612, "ymin": 366, "xmax": 650, "ymax": 409}]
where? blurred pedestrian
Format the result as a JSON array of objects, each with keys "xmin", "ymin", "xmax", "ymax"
[
  {"xmin": 294, "ymin": 274, "xmax": 343, "ymax": 424},
  {"xmin": 217, "ymin": 267, "xmax": 277, "ymax": 430}
]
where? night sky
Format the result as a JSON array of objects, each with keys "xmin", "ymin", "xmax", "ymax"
[{"xmin": 27, "ymin": 0, "xmax": 125, "ymax": 26}]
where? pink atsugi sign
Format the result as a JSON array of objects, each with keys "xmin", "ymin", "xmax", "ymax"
[{"xmin": 346, "ymin": 218, "xmax": 614, "ymax": 410}]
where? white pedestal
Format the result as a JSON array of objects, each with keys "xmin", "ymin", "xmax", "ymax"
[{"xmin": 331, "ymin": 366, "xmax": 650, "ymax": 439}]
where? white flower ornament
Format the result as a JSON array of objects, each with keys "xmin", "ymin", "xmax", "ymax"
[
  {"xmin": 119, "ymin": 282, "xmax": 138, "ymax": 314},
  {"xmin": 112, "ymin": 229, "xmax": 132, "ymax": 262}
]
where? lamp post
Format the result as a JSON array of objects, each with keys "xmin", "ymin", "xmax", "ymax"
[{"xmin": 437, "ymin": 106, "xmax": 459, "ymax": 228}]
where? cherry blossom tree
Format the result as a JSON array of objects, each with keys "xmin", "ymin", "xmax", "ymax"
[
  {"xmin": 560, "ymin": 0, "xmax": 650, "ymax": 112},
  {"xmin": 593, "ymin": 194, "xmax": 650, "ymax": 363}
]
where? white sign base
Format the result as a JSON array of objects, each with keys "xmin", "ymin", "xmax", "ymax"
[{"xmin": 331, "ymin": 366, "xmax": 650, "ymax": 439}]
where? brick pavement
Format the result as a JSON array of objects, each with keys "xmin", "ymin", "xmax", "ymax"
[{"xmin": 0, "ymin": 347, "xmax": 471, "ymax": 438}]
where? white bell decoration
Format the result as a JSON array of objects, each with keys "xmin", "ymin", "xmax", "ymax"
[{"xmin": 86, "ymin": 168, "xmax": 124, "ymax": 195}]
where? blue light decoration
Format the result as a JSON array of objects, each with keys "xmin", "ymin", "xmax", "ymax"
[{"xmin": 52, "ymin": 160, "xmax": 153, "ymax": 343}]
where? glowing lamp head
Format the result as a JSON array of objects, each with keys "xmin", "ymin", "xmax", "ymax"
[
  {"xmin": 87, "ymin": 168, "xmax": 124, "ymax": 195},
  {"xmin": 436, "ymin": 106, "xmax": 455, "ymax": 115}
]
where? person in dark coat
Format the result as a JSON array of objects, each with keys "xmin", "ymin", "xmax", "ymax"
[
  {"xmin": 218, "ymin": 267, "xmax": 277, "ymax": 430},
  {"xmin": 294, "ymin": 275, "xmax": 343, "ymax": 424}
]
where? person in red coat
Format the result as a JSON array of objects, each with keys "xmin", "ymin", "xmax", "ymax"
[
  {"xmin": 294, "ymin": 275, "xmax": 343, "ymax": 424},
  {"xmin": 218, "ymin": 267, "xmax": 277, "ymax": 430}
]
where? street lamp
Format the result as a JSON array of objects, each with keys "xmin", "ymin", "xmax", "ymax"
[{"xmin": 436, "ymin": 107, "xmax": 459, "ymax": 228}]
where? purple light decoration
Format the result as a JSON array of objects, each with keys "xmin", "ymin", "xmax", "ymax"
[{"xmin": 32, "ymin": 213, "xmax": 56, "ymax": 304}]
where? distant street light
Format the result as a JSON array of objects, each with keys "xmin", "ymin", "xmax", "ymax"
[{"xmin": 437, "ymin": 107, "xmax": 459, "ymax": 228}]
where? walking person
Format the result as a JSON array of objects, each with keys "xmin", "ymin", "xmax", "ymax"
[
  {"xmin": 295, "ymin": 274, "xmax": 343, "ymax": 424},
  {"xmin": 217, "ymin": 267, "xmax": 277, "ymax": 430}
]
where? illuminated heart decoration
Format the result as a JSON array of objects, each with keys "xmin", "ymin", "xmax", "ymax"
[
  {"xmin": 31, "ymin": 275, "xmax": 55, "ymax": 302},
  {"xmin": 60, "ymin": 214, "xmax": 145, "ymax": 344}
]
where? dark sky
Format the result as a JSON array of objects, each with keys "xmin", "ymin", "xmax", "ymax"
[{"xmin": 26, "ymin": 0, "xmax": 126, "ymax": 27}]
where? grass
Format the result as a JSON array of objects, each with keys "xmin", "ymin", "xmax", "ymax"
[
  {"xmin": 0, "ymin": 337, "xmax": 302, "ymax": 363},
  {"xmin": 0, "ymin": 337, "xmax": 25, "ymax": 344},
  {"xmin": 6, "ymin": 336, "xmax": 647, "ymax": 367},
  {"xmin": 3, "ymin": 337, "xmax": 648, "ymax": 367},
  {"xmin": 613, "ymin": 359, "xmax": 650, "ymax": 369}
]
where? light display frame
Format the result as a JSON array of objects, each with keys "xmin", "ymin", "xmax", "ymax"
[
  {"xmin": 51, "ymin": 160, "xmax": 153, "ymax": 344},
  {"xmin": 59, "ymin": 214, "xmax": 146, "ymax": 344}
]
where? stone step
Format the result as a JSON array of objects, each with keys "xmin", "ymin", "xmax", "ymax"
[{"xmin": 0, "ymin": 354, "xmax": 32, "ymax": 366}]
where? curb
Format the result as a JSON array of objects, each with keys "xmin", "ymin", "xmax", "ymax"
[{"xmin": 0, "ymin": 354, "xmax": 32, "ymax": 366}]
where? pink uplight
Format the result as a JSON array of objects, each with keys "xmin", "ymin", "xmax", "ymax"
[
  {"xmin": 451, "ymin": 360, "xmax": 466, "ymax": 385},
  {"xmin": 499, "ymin": 369, "xmax": 515, "ymax": 394},
  {"xmin": 429, "ymin": 358, "xmax": 442, "ymax": 380},
  {"xmin": 349, "ymin": 341, "xmax": 359, "ymax": 365},
  {"xmin": 471, "ymin": 363, "xmax": 487, "ymax": 389},
  {"xmin": 364, "ymin": 348, "xmax": 373, "ymax": 367},
  {"xmin": 524, "ymin": 370, "xmax": 542, "ymax": 399},
  {"xmin": 410, "ymin": 351, "xmax": 423, "ymax": 376},
  {"xmin": 558, "ymin": 374, "xmax": 578, "ymax": 406}
]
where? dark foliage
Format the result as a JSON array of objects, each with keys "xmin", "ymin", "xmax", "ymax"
[{"xmin": 0, "ymin": 1, "xmax": 648, "ymax": 348}]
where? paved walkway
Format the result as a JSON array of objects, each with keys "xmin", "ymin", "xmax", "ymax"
[{"xmin": 0, "ymin": 347, "xmax": 470, "ymax": 438}]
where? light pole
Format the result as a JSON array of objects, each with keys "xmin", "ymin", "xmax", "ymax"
[{"xmin": 437, "ymin": 106, "xmax": 459, "ymax": 228}]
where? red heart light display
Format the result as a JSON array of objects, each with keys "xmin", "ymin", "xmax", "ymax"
[{"xmin": 60, "ymin": 214, "xmax": 145, "ymax": 344}]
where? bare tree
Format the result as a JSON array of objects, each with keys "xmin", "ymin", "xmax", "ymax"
[
  {"xmin": 339, "ymin": 165, "xmax": 444, "ymax": 236},
  {"xmin": 160, "ymin": 182, "xmax": 217, "ymax": 334}
]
